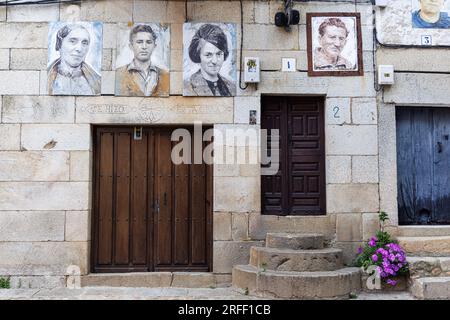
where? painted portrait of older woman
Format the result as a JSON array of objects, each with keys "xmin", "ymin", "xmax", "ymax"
[
  {"xmin": 183, "ymin": 23, "xmax": 236, "ymax": 97},
  {"xmin": 47, "ymin": 22, "xmax": 102, "ymax": 96}
]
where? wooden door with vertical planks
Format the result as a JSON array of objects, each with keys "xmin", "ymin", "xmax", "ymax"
[{"xmin": 92, "ymin": 126, "xmax": 212, "ymax": 272}]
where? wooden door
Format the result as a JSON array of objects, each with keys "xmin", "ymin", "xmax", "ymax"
[
  {"xmin": 397, "ymin": 107, "xmax": 450, "ymax": 224},
  {"xmin": 92, "ymin": 127, "xmax": 212, "ymax": 272},
  {"xmin": 261, "ymin": 96, "xmax": 326, "ymax": 216}
]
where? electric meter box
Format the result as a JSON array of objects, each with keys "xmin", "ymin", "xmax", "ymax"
[
  {"xmin": 375, "ymin": 0, "xmax": 388, "ymax": 7},
  {"xmin": 378, "ymin": 65, "xmax": 395, "ymax": 85},
  {"xmin": 244, "ymin": 57, "xmax": 260, "ymax": 83}
]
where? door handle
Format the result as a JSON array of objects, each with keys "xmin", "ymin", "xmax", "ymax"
[
  {"xmin": 155, "ymin": 199, "xmax": 160, "ymax": 214},
  {"xmin": 438, "ymin": 141, "xmax": 443, "ymax": 153}
]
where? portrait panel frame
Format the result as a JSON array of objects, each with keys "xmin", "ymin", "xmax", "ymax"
[
  {"xmin": 114, "ymin": 22, "xmax": 171, "ymax": 97},
  {"xmin": 47, "ymin": 21, "xmax": 103, "ymax": 96},
  {"xmin": 307, "ymin": 12, "xmax": 363, "ymax": 77},
  {"xmin": 182, "ymin": 22, "xmax": 237, "ymax": 97}
]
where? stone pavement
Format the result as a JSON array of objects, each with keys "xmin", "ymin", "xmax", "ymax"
[{"xmin": 0, "ymin": 287, "xmax": 416, "ymax": 300}]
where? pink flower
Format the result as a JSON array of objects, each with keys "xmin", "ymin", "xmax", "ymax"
[
  {"xmin": 386, "ymin": 279, "xmax": 397, "ymax": 286},
  {"xmin": 371, "ymin": 254, "xmax": 378, "ymax": 262}
]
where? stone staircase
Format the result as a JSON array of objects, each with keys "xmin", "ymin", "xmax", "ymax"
[
  {"xmin": 232, "ymin": 233, "xmax": 361, "ymax": 299},
  {"xmin": 397, "ymin": 226, "xmax": 450, "ymax": 299}
]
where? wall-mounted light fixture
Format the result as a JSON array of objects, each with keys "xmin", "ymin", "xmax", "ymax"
[{"xmin": 274, "ymin": 0, "xmax": 300, "ymax": 31}]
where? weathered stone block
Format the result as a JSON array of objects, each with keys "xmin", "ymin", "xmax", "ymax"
[
  {"xmin": 70, "ymin": 151, "xmax": 91, "ymax": 182},
  {"xmin": 0, "ymin": 182, "xmax": 89, "ymax": 211},
  {"xmin": 102, "ymin": 23, "xmax": 117, "ymax": 49},
  {"xmin": 239, "ymin": 164, "xmax": 260, "ymax": 177},
  {"xmin": 133, "ymin": 0, "xmax": 184, "ymax": 23},
  {"xmin": 232, "ymin": 213, "xmax": 249, "ymax": 241},
  {"xmin": 171, "ymin": 23, "xmax": 183, "ymax": 50},
  {"xmin": 0, "ymin": 211, "xmax": 65, "ymax": 241},
  {"xmin": 101, "ymin": 71, "xmax": 115, "ymax": 95},
  {"xmin": 0, "ymin": 125, "xmax": 21, "ymax": 150},
  {"xmin": 214, "ymin": 177, "xmax": 260, "ymax": 212},
  {"xmin": 249, "ymin": 214, "xmax": 336, "ymax": 241},
  {"xmin": 334, "ymin": 242, "xmax": 365, "ymax": 266},
  {"xmin": 102, "ymin": 49, "xmax": 112, "ymax": 71},
  {"xmin": 244, "ymin": 24, "xmax": 299, "ymax": 50},
  {"xmin": 327, "ymin": 184, "xmax": 379, "ymax": 213},
  {"xmin": 326, "ymin": 125, "xmax": 378, "ymax": 155},
  {"xmin": 362, "ymin": 213, "xmax": 380, "ymax": 241},
  {"xmin": 66, "ymin": 211, "xmax": 90, "ymax": 242},
  {"xmin": 234, "ymin": 96, "xmax": 260, "ymax": 124},
  {"xmin": 377, "ymin": 48, "xmax": 450, "ymax": 73},
  {"xmin": 378, "ymin": 103, "xmax": 398, "ymax": 224},
  {"xmin": 411, "ymin": 277, "xmax": 450, "ymax": 300},
  {"xmin": 170, "ymin": 49, "xmax": 182, "ymax": 72},
  {"xmin": 384, "ymin": 73, "xmax": 450, "ymax": 105},
  {"xmin": 0, "ymin": 242, "xmax": 89, "ymax": 275},
  {"xmin": 352, "ymin": 155, "xmax": 379, "ymax": 183},
  {"xmin": 80, "ymin": 0, "xmax": 132, "ymax": 22},
  {"xmin": 81, "ymin": 273, "xmax": 172, "ymax": 287},
  {"xmin": 189, "ymin": 1, "xmax": 242, "ymax": 23},
  {"xmin": 266, "ymin": 233, "xmax": 324, "ymax": 250},
  {"xmin": 0, "ymin": 151, "xmax": 69, "ymax": 181},
  {"xmin": 326, "ymin": 98, "xmax": 351, "ymax": 125},
  {"xmin": 326, "ymin": 156, "xmax": 351, "ymax": 184},
  {"xmin": 75, "ymin": 96, "xmax": 233, "ymax": 124},
  {"xmin": 0, "ymin": 71, "xmax": 40, "ymax": 95},
  {"xmin": 213, "ymin": 164, "xmax": 239, "ymax": 177},
  {"xmin": 352, "ymin": 98, "xmax": 377, "ymax": 125},
  {"xmin": 0, "ymin": 49, "xmax": 9, "ymax": 70},
  {"xmin": 213, "ymin": 212, "xmax": 232, "ymax": 241},
  {"xmin": 243, "ymin": 50, "xmax": 306, "ymax": 71},
  {"xmin": 172, "ymin": 272, "xmax": 216, "ymax": 288},
  {"xmin": 2, "ymin": 96, "xmax": 75, "ymax": 123},
  {"xmin": 254, "ymin": 1, "xmax": 269, "ymax": 24},
  {"xmin": 8, "ymin": 276, "xmax": 65, "ymax": 289},
  {"xmin": 259, "ymin": 72, "xmax": 376, "ymax": 97},
  {"xmin": 213, "ymin": 241, "xmax": 264, "ymax": 273},
  {"xmin": 7, "ymin": 4, "xmax": 59, "ymax": 22},
  {"xmin": 170, "ymin": 71, "xmax": 182, "ymax": 95},
  {"xmin": 21, "ymin": 124, "xmax": 91, "ymax": 151},
  {"xmin": 0, "ymin": 23, "xmax": 47, "ymax": 48},
  {"xmin": 336, "ymin": 213, "xmax": 362, "ymax": 242},
  {"xmin": 397, "ymin": 236, "xmax": 450, "ymax": 257}
]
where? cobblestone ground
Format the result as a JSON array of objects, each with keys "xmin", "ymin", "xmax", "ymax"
[{"xmin": 0, "ymin": 287, "xmax": 416, "ymax": 300}]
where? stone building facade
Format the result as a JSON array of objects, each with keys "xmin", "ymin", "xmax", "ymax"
[{"xmin": 0, "ymin": 0, "xmax": 448, "ymax": 298}]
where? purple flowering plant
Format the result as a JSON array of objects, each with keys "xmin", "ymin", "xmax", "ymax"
[{"xmin": 354, "ymin": 212, "xmax": 409, "ymax": 286}]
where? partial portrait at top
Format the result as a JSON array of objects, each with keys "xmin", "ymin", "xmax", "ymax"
[
  {"xmin": 412, "ymin": 0, "xmax": 450, "ymax": 29},
  {"xmin": 183, "ymin": 23, "xmax": 237, "ymax": 97},
  {"xmin": 115, "ymin": 23, "xmax": 170, "ymax": 97},
  {"xmin": 47, "ymin": 21, "xmax": 103, "ymax": 96},
  {"xmin": 307, "ymin": 13, "xmax": 363, "ymax": 77},
  {"xmin": 376, "ymin": 1, "xmax": 450, "ymax": 46}
]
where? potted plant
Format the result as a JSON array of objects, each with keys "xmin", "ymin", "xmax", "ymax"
[{"xmin": 355, "ymin": 212, "xmax": 409, "ymax": 291}]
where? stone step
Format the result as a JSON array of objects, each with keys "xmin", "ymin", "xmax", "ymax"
[
  {"xmin": 232, "ymin": 265, "xmax": 361, "ymax": 299},
  {"xmin": 398, "ymin": 226, "xmax": 450, "ymax": 237},
  {"xmin": 397, "ymin": 236, "xmax": 450, "ymax": 256},
  {"xmin": 407, "ymin": 256, "xmax": 450, "ymax": 278},
  {"xmin": 81, "ymin": 272, "xmax": 224, "ymax": 288},
  {"xmin": 266, "ymin": 233, "xmax": 324, "ymax": 250},
  {"xmin": 249, "ymin": 246, "xmax": 343, "ymax": 272},
  {"xmin": 410, "ymin": 277, "xmax": 450, "ymax": 299}
]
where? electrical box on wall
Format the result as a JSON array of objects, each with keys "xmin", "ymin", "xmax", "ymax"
[
  {"xmin": 244, "ymin": 57, "xmax": 260, "ymax": 83},
  {"xmin": 378, "ymin": 65, "xmax": 395, "ymax": 85},
  {"xmin": 375, "ymin": 0, "xmax": 389, "ymax": 7}
]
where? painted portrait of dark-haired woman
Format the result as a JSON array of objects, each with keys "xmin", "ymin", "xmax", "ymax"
[{"xmin": 183, "ymin": 23, "xmax": 236, "ymax": 97}]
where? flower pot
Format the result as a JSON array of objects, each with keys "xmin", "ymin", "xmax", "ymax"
[{"xmin": 361, "ymin": 273, "xmax": 408, "ymax": 292}]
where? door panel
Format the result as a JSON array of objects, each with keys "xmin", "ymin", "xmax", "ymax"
[
  {"xmin": 261, "ymin": 96, "xmax": 325, "ymax": 216},
  {"xmin": 397, "ymin": 107, "xmax": 450, "ymax": 224},
  {"xmin": 92, "ymin": 126, "xmax": 212, "ymax": 272}
]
